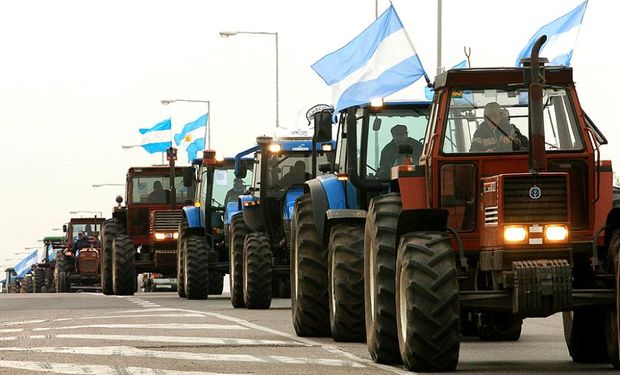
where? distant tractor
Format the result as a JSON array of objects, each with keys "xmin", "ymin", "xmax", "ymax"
[
  {"xmin": 3, "ymin": 268, "xmax": 19, "ymax": 293},
  {"xmin": 30, "ymin": 236, "xmax": 64, "ymax": 293},
  {"xmin": 54, "ymin": 217, "xmax": 105, "ymax": 292},
  {"xmin": 177, "ymin": 152, "xmax": 255, "ymax": 299},
  {"xmin": 101, "ymin": 155, "xmax": 196, "ymax": 296},
  {"xmin": 227, "ymin": 135, "xmax": 335, "ymax": 309},
  {"xmin": 141, "ymin": 272, "xmax": 177, "ymax": 292}
]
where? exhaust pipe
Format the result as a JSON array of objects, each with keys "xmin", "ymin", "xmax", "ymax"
[{"xmin": 527, "ymin": 35, "xmax": 547, "ymax": 174}]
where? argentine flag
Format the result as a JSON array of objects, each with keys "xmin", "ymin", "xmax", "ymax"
[
  {"xmin": 515, "ymin": 1, "xmax": 588, "ymax": 67},
  {"xmin": 140, "ymin": 119, "xmax": 172, "ymax": 154},
  {"xmin": 174, "ymin": 113, "xmax": 207, "ymax": 162},
  {"xmin": 311, "ymin": 5, "xmax": 428, "ymax": 115},
  {"xmin": 14, "ymin": 249, "xmax": 38, "ymax": 278}
]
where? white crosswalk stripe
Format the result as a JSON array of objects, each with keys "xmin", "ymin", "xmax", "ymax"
[
  {"xmin": 3, "ymin": 346, "xmax": 366, "ymax": 368},
  {"xmin": 31, "ymin": 323, "xmax": 247, "ymax": 331}
]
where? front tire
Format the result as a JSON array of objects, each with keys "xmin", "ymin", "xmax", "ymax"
[
  {"xmin": 606, "ymin": 229, "xmax": 620, "ymax": 368},
  {"xmin": 112, "ymin": 234, "xmax": 136, "ymax": 296},
  {"xmin": 33, "ymin": 268, "xmax": 45, "ymax": 293},
  {"xmin": 396, "ymin": 232, "xmax": 460, "ymax": 372},
  {"xmin": 328, "ymin": 223, "xmax": 365, "ymax": 342},
  {"xmin": 229, "ymin": 214, "xmax": 250, "ymax": 308},
  {"xmin": 55, "ymin": 254, "xmax": 69, "ymax": 293},
  {"xmin": 243, "ymin": 233, "xmax": 272, "ymax": 309},
  {"xmin": 364, "ymin": 193, "xmax": 402, "ymax": 363},
  {"xmin": 563, "ymin": 309, "xmax": 608, "ymax": 363},
  {"xmin": 291, "ymin": 193, "xmax": 330, "ymax": 337},
  {"xmin": 184, "ymin": 235, "xmax": 209, "ymax": 300}
]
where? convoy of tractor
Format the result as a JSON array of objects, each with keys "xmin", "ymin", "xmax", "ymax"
[{"xmin": 3, "ymin": 32, "xmax": 620, "ymax": 373}]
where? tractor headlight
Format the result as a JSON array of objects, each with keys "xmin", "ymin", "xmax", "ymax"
[
  {"xmin": 504, "ymin": 226, "xmax": 527, "ymax": 243},
  {"xmin": 154, "ymin": 233, "xmax": 166, "ymax": 240},
  {"xmin": 544, "ymin": 225, "xmax": 568, "ymax": 242},
  {"xmin": 268, "ymin": 144, "xmax": 282, "ymax": 153},
  {"xmin": 321, "ymin": 143, "xmax": 333, "ymax": 152}
]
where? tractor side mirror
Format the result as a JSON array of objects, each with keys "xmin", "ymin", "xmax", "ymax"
[
  {"xmin": 183, "ymin": 167, "xmax": 195, "ymax": 187},
  {"xmin": 313, "ymin": 110, "xmax": 333, "ymax": 143},
  {"xmin": 62, "ymin": 224, "xmax": 67, "ymax": 233},
  {"xmin": 372, "ymin": 118, "xmax": 382, "ymax": 131},
  {"xmin": 115, "ymin": 195, "xmax": 123, "ymax": 205}
]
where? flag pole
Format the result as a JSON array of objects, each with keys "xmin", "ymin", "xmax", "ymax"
[{"xmin": 436, "ymin": 0, "xmax": 442, "ymax": 75}]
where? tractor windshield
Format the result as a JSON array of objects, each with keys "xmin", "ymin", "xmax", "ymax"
[
  {"xmin": 359, "ymin": 106, "xmax": 430, "ymax": 180},
  {"xmin": 258, "ymin": 150, "xmax": 334, "ymax": 190},
  {"xmin": 130, "ymin": 176, "xmax": 196, "ymax": 204},
  {"xmin": 70, "ymin": 223, "xmax": 102, "ymax": 240},
  {"xmin": 212, "ymin": 168, "xmax": 254, "ymax": 208},
  {"xmin": 441, "ymin": 87, "xmax": 583, "ymax": 154}
]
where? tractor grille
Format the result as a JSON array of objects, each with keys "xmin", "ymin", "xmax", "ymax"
[
  {"xmin": 503, "ymin": 176, "xmax": 568, "ymax": 223},
  {"xmin": 152, "ymin": 210, "xmax": 183, "ymax": 231}
]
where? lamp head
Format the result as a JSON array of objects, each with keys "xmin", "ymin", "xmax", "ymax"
[{"xmin": 219, "ymin": 31, "xmax": 237, "ymax": 38}]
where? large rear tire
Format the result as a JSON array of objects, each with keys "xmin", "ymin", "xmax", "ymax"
[
  {"xmin": 229, "ymin": 214, "xmax": 250, "ymax": 308},
  {"xmin": 21, "ymin": 275, "xmax": 34, "ymax": 293},
  {"xmin": 112, "ymin": 234, "xmax": 136, "ymax": 296},
  {"xmin": 243, "ymin": 233, "xmax": 272, "ymax": 309},
  {"xmin": 33, "ymin": 267, "xmax": 45, "ymax": 293},
  {"xmin": 54, "ymin": 254, "xmax": 69, "ymax": 293},
  {"xmin": 396, "ymin": 232, "xmax": 460, "ymax": 372},
  {"xmin": 364, "ymin": 193, "xmax": 402, "ymax": 364},
  {"xmin": 184, "ymin": 235, "xmax": 209, "ymax": 300},
  {"xmin": 101, "ymin": 219, "xmax": 120, "ymax": 295},
  {"xmin": 328, "ymin": 223, "xmax": 365, "ymax": 342},
  {"xmin": 563, "ymin": 309, "xmax": 608, "ymax": 362},
  {"xmin": 291, "ymin": 193, "xmax": 330, "ymax": 337},
  {"xmin": 605, "ymin": 229, "xmax": 620, "ymax": 368},
  {"xmin": 208, "ymin": 272, "xmax": 224, "ymax": 295}
]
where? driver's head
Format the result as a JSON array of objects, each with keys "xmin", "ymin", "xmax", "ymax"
[
  {"xmin": 390, "ymin": 125, "xmax": 408, "ymax": 144},
  {"xmin": 484, "ymin": 102, "xmax": 502, "ymax": 125},
  {"xmin": 153, "ymin": 181, "xmax": 163, "ymax": 191},
  {"xmin": 233, "ymin": 178, "xmax": 244, "ymax": 190},
  {"xmin": 77, "ymin": 231, "xmax": 85, "ymax": 239},
  {"xmin": 293, "ymin": 160, "xmax": 306, "ymax": 173}
]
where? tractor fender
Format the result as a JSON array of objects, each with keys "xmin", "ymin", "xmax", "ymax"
[
  {"xmin": 283, "ymin": 187, "xmax": 304, "ymax": 221},
  {"xmin": 324, "ymin": 209, "xmax": 367, "ymax": 244},
  {"xmin": 183, "ymin": 206, "xmax": 202, "ymax": 229},
  {"xmin": 395, "ymin": 208, "xmax": 449, "ymax": 248},
  {"xmin": 224, "ymin": 201, "xmax": 240, "ymax": 225}
]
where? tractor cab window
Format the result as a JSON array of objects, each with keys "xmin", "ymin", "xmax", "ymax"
[
  {"xmin": 442, "ymin": 87, "xmax": 583, "ymax": 154},
  {"xmin": 214, "ymin": 168, "xmax": 254, "ymax": 208},
  {"xmin": 70, "ymin": 223, "xmax": 101, "ymax": 240},
  {"xmin": 362, "ymin": 107, "xmax": 429, "ymax": 180},
  {"xmin": 130, "ymin": 176, "xmax": 195, "ymax": 204}
]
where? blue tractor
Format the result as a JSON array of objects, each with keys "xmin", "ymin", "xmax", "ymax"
[
  {"xmin": 227, "ymin": 135, "xmax": 335, "ymax": 309},
  {"xmin": 177, "ymin": 151, "xmax": 255, "ymax": 299},
  {"xmin": 290, "ymin": 101, "xmax": 431, "ymax": 349}
]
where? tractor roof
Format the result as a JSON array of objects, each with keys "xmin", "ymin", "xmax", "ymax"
[
  {"xmin": 434, "ymin": 66, "xmax": 573, "ymax": 90},
  {"xmin": 127, "ymin": 166, "xmax": 188, "ymax": 175},
  {"xmin": 68, "ymin": 217, "xmax": 106, "ymax": 224}
]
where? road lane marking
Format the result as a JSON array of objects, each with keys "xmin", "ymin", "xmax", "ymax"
[
  {"xmin": 0, "ymin": 360, "xmax": 238, "ymax": 375},
  {"xmin": 2, "ymin": 333, "xmax": 304, "ymax": 346},
  {"xmin": 31, "ymin": 323, "xmax": 246, "ymax": 331},
  {"xmin": 170, "ymin": 308, "xmax": 411, "ymax": 375},
  {"xmin": 80, "ymin": 313, "xmax": 204, "ymax": 320},
  {"xmin": 0, "ymin": 328, "xmax": 24, "ymax": 333},
  {"xmin": 3, "ymin": 346, "xmax": 366, "ymax": 368},
  {"xmin": 100, "ymin": 307, "xmax": 180, "ymax": 314},
  {"xmin": 0, "ymin": 319, "xmax": 47, "ymax": 326}
]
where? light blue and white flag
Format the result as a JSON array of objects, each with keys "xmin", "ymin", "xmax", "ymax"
[
  {"xmin": 515, "ymin": 1, "xmax": 588, "ymax": 67},
  {"xmin": 139, "ymin": 118, "xmax": 172, "ymax": 154},
  {"xmin": 311, "ymin": 5, "xmax": 428, "ymax": 114},
  {"xmin": 174, "ymin": 113, "xmax": 207, "ymax": 162},
  {"xmin": 14, "ymin": 249, "xmax": 38, "ymax": 278}
]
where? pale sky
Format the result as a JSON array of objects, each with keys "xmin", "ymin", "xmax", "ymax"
[{"xmin": 0, "ymin": 0, "xmax": 617, "ymax": 266}]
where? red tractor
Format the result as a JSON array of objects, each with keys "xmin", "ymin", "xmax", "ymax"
[
  {"xmin": 296, "ymin": 37, "xmax": 620, "ymax": 371},
  {"xmin": 54, "ymin": 217, "xmax": 105, "ymax": 292},
  {"xmin": 101, "ymin": 159, "xmax": 196, "ymax": 295}
]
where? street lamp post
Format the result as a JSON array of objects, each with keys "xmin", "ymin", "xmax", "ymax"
[
  {"xmin": 160, "ymin": 99, "xmax": 211, "ymax": 149},
  {"xmin": 219, "ymin": 31, "xmax": 279, "ymax": 128}
]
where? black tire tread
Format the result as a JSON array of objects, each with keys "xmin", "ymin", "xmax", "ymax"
[
  {"xmin": 243, "ymin": 233, "xmax": 272, "ymax": 309},
  {"xmin": 112, "ymin": 234, "xmax": 135, "ymax": 296},
  {"xmin": 291, "ymin": 193, "xmax": 330, "ymax": 337},
  {"xmin": 230, "ymin": 214, "xmax": 250, "ymax": 308},
  {"xmin": 184, "ymin": 235, "xmax": 209, "ymax": 300},
  {"xmin": 101, "ymin": 219, "xmax": 120, "ymax": 295},
  {"xmin": 329, "ymin": 223, "xmax": 365, "ymax": 342},
  {"xmin": 397, "ymin": 232, "xmax": 460, "ymax": 372}
]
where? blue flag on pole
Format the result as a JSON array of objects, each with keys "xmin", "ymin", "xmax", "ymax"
[
  {"xmin": 311, "ymin": 5, "xmax": 428, "ymax": 115},
  {"xmin": 139, "ymin": 119, "xmax": 172, "ymax": 154},
  {"xmin": 515, "ymin": 1, "xmax": 588, "ymax": 67},
  {"xmin": 174, "ymin": 114, "xmax": 207, "ymax": 162},
  {"xmin": 14, "ymin": 249, "xmax": 38, "ymax": 278}
]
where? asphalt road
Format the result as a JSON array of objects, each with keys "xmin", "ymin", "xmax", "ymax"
[{"xmin": 0, "ymin": 290, "xmax": 616, "ymax": 374}]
